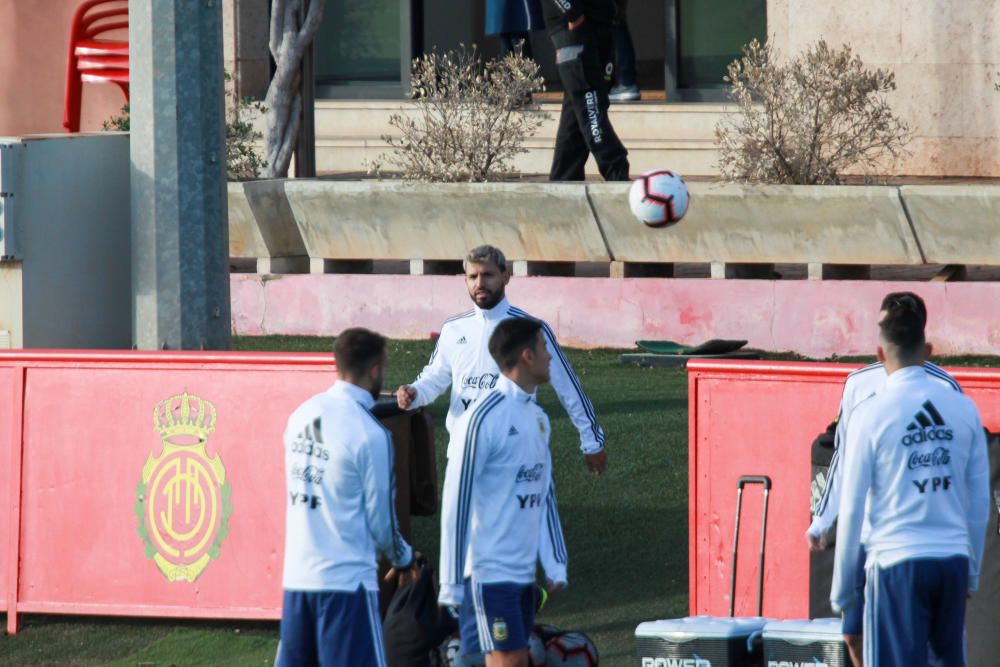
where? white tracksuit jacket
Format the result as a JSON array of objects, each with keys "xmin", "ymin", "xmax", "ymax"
[
  {"xmin": 830, "ymin": 366, "xmax": 990, "ymax": 612},
  {"xmin": 808, "ymin": 361, "xmax": 961, "ymax": 540},
  {"xmin": 282, "ymin": 380, "xmax": 413, "ymax": 592},
  {"xmin": 438, "ymin": 376, "xmax": 568, "ymax": 607},
  {"xmin": 410, "ymin": 297, "xmax": 605, "ymax": 455}
]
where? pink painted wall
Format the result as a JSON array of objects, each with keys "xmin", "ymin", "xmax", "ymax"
[
  {"xmin": 230, "ymin": 275, "xmax": 1000, "ymax": 357},
  {"xmin": 0, "ymin": 1, "xmax": 126, "ymax": 135}
]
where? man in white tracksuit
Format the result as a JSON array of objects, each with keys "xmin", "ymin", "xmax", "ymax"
[
  {"xmin": 831, "ymin": 294, "xmax": 990, "ymax": 667},
  {"xmin": 397, "ymin": 244, "xmax": 607, "ymax": 475},
  {"xmin": 806, "ymin": 292, "xmax": 961, "ymax": 666},
  {"xmin": 439, "ymin": 317, "xmax": 568, "ymax": 667},
  {"xmin": 280, "ymin": 328, "xmax": 418, "ymax": 667}
]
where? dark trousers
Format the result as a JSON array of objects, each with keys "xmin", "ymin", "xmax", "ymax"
[
  {"xmin": 548, "ymin": 23, "xmax": 630, "ymax": 181},
  {"xmin": 613, "ymin": 0, "xmax": 637, "ymax": 86}
]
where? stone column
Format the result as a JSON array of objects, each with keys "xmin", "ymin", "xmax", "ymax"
[{"xmin": 130, "ymin": 0, "xmax": 231, "ymax": 350}]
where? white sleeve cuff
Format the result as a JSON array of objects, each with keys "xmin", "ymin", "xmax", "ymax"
[{"xmin": 439, "ymin": 582, "xmax": 463, "ymax": 607}]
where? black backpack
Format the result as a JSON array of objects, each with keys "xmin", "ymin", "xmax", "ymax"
[{"xmin": 383, "ymin": 562, "xmax": 458, "ymax": 667}]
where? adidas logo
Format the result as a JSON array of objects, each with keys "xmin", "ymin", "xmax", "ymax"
[
  {"xmin": 508, "ymin": 425, "xmax": 519, "ymax": 436},
  {"xmin": 901, "ymin": 401, "xmax": 953, "ymax": 447},
  {"xmin": 457, "ymin": 336, "xmax": 468, "ymax": 344}
]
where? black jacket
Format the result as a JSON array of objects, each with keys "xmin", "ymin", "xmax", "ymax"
[{"xmin": 542, "ymin": 0, "xmax": 616, "ymax": 31}]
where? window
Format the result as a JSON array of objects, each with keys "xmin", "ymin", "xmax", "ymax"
[
  {"xmin": 666, "ymin": 0, "xmax": 766, "ymax": 100},
  {"xmin": 313, "ymin": 0, "xmax": 417, "ymax": 98}
]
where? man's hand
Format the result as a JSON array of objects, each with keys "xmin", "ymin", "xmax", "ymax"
[
  {"xmin": 384, "ymin": 552, "xmax": 423, "ymax": 588},
  {"xmin": 568, "ymin": 14, "xmax": 586, "ymax": 30},
  {"xmin": 806, "ymin": 530, "xmax": 828, "ymax": 552},
  {"xmin": 546, "ymin": 579, "xmax": 566, "ymax": 594},
  {"xmin": 396, "ymin": 385, "xmax": 417, "ymax": 410},
  {"xmin": 585, "ymin": 449, "xmax": 607, "ymax": 475}
]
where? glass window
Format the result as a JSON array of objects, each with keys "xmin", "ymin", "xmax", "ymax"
[
  {"xmin": 677, "ymin": 0, "xmax": 765, "ymax": 89},
  {"xmin": 314, "ymin": 0, "xmax": 401, "ymax": 84}
]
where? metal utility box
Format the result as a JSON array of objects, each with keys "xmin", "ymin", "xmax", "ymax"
[{"xmin": 0, "ymin": 133, "xmax": 130, "ymax": 348}]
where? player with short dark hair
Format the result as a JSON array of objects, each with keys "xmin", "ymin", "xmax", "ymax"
[
  {"xmin": 396, "ymin": 244, "xmax": 607, "ymax": 475},
  {"xmin": 279, "ymin": 327, "xmax": 419, "ymax": 667},
  {"xmin": 807, "ymin": 291, "xmax": 961, "ymax": 667},
  {"xmin": 831, "ymin": 298, "xmax": 990, "ymax": 666},
  {"xmin": 439, "ymin": 318, "xmax": 568, "ymax": 667}
]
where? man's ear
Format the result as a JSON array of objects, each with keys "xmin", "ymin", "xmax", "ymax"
[
  {"xmin": 925, "ymin": 342, "xmax": 934, "ymax": 358},
  {"xmin": 502, "ymin": 270, "xmax": 511, "ymax": 286},
  {"xmin": 876, "ymin": 345, "xmax": 886, "ymax": 363},
  {"xmin": 519, "ymin": 344, "xmax": 534, "ymax": 368}
]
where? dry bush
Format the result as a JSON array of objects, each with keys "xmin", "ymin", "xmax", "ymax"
[
  {"xmin": 716, "ymin": 39, "xmax": 911, "ymax": 185},
  {"xmin": 370, "ymin": 46, "xmax": 548, "ymax": 182}
]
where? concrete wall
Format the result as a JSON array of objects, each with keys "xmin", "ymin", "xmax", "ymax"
[
  {"xmin": 222, "ymin": 0, "xmax": 269, "ymax": 99},
  {"xmin": 768, "ymin": 0, "xmax": 1000, "ymax": 177},
  {"xmin": 231, "ymin": 274, "xmax": 1000, "ymax": 357}
]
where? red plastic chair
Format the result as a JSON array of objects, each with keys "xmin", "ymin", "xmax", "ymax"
[{"xmin": 63, "ymin": 0, "xmax": 129, "ymax": 132}]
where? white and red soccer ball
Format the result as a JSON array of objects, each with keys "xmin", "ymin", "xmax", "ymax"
[
  {"xmin": 628, "ymin": 168, "xmax": 690, "ymax": 227},
  {"xmin": 544, "ymin": 631, "xmax": 599, "ymax": 666}
]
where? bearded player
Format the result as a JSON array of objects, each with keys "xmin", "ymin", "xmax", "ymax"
[{"xmin": 396, "ymin": 244, "xmax": 607, "ymax": 475}]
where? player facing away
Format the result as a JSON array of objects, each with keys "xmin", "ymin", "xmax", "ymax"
[
  {"xmin": 279, "ymin": 328, "xmax": 419, "ymax": 667},
  {"xmin": 439, "ymin": 318, "xmax": 568, "ymax": 667},
  {"xmin": 806, "ymin": 291, "xmax": 962, "ymax": 667},
  {"xmin": 831, "ymin": 295, "xmax": 990, "ymax": 667},
  {"xmin": 396, "ymin": 244, "xmax": 607, "ymax": 475}
]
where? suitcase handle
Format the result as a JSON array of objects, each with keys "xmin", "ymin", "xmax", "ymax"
[
  {"xmin": 730, "ymin": 475, "xmax": 772, "ymax": 617},
  {"xmin": 746, "ymin": 629, "xmax": 763, "ymax": 654},
  {"xmin": 738, "ymin": 475, "xmax": 772, "ymax": 490}
]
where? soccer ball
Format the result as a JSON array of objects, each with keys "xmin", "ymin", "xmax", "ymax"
[
  {"xmin": 628, "ymin": 169, "xmax": 689, "ymax": 227},
  {"xmin": 544, "ymin": 631, "xmax": 599, "ymax": 666}
]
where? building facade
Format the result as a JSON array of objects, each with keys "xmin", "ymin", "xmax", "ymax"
[{"xmin": 2, "ymin": 0, "xmax": 997, "ymax": 176}]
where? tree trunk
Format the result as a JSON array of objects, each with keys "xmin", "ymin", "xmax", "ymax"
[{"xmin": 262, "ymin": 0, "xmax": 325, "ymax": 178}]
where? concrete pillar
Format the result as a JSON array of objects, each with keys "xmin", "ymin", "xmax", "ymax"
[{"xmin": 130, "ymin": 0, "xmax": 232, "ymax": 350}]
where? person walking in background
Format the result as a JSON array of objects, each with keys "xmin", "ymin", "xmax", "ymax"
[
  {"xmin": 542, "ymin": 0, "xmax": 630, "ymax": 181},
  {"xmin": 609, "ymin": 0, "xmax": 640, "ymax": 102},
  {"xmin": 831, "ymin": 295, "xmax": 990, "ymax": 667},
  {"xmin": 279, "ymin": 328, "xmax": 419, "ymax": 667},
  {"xmin": 487, "ymin": 0, "xmax": 544, "ymax": 61}
]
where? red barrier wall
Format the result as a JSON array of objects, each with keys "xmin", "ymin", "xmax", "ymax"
[
  {"xmin": 687, "ymin": 360, "xmax": 1000, "ymax": 619},
  {"xmin": 2, "ymin": 351, "xmax": 335, "ymax": 633}
]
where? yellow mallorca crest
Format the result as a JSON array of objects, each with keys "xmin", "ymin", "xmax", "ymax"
[{"xmin": 135, "ymin": 392, "xmax": 232, "ymax": 582}]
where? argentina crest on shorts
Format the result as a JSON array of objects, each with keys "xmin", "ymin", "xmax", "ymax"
[{"xmin": 493, "ymin": 617, "xmax": 509, "ymax": 642}]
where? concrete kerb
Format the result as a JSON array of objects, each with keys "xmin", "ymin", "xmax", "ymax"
[
  {"xmin": 280, "ymin": 180, "xmax": 610, "ymax": 266},
  {"xmin": 900, "ymin": 185, "xmax": 1000, "ymax": 265},
  {"xmin": 587, "ymin": 182, "xmax": 925, "ymax": 265}
]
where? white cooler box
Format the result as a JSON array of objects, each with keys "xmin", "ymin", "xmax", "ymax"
[
  {"xmin": 635, "ymin": 616, "xmax": 768, "ymax": 666},
  {"xmin": 762, "ymin": 618, "xmax": 847, "ymax": 667}
]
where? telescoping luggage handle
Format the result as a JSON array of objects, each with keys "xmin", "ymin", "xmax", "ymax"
[{"xmin": 728, "ymin": 475, "xmax": 772, "ymax": 617}]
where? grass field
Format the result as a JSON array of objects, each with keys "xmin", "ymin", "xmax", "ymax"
[{"xmin": 1, "ymin": 339, "xmax": 994, "ymax": 667}]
